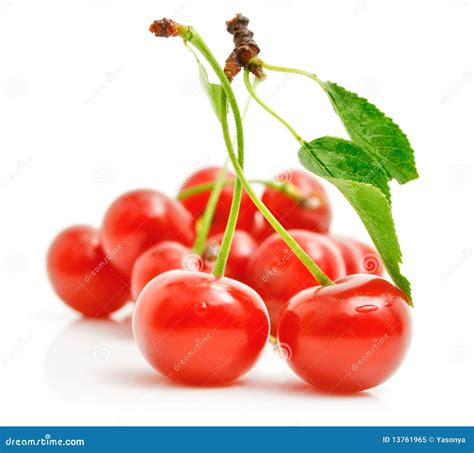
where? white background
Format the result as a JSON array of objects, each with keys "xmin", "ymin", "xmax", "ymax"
[{"xmin": 0, "ymin": 0, "xmax": 473, "ymax": 426}]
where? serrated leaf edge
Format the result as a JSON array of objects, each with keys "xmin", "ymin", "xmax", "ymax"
[{"xmin": 325, "ymin": 81, "xmax": 419, "ymax": 184}]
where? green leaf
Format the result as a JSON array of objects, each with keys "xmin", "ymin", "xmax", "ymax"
[
  {"xmin": 197, "ymin": 60, "xmax": 226, "ymax": 120},
  {"xmin": 186, "ymin": 44, "xmax": 226, "ymax": 120},
  {"xmin": 301, "ymin": 136, "xmax": 391, "ymax": 203},
  {"xmin": 298, "ymin": 141, "xmax": 412, "ymax": 301},
  {"xmin": 325, "ymin": 82, "xmax": 418, "ymax": 184}
]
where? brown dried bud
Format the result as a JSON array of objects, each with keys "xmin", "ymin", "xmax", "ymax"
[
  {"xmin": 149, "ymin": 18, "xmax": 182, "ymax": 38},
  {"xmin": 224, "ymin": 14, "xmax": 264, "ymax": 81}
]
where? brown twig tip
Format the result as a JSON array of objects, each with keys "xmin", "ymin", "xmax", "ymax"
[
  {"xmin": 224, "ymin": 14, "xmax": 264, "ymax": 82},
  {"xmin": 149, "ymin": 18, "xmax": 182, "ymax": 38}
]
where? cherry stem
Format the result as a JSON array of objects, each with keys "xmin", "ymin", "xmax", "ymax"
[
  {"xmin": 243, "ymin": 69, "xmax": 306, "ymax": 147},
  {"xmin": 212, "ymin": 99, "xmax": 244, "ymax": 276},
  {"xmin": 243, "ymin": 68, "xmax": 335, "ymax": 182},
  {"xmin": 177, "ymin": 29, "xmax": 245, "ymax": 278},
  {"xmin": 218, "ymin": 80, "xmax": 334, "ymax": 286},
  {"xmin": 191, "ymin": 161, "xmax": 229, "ymax": 255},
  {"xmin": 154, "ymin": 21, "xmax": 333, "ymax": 285},
  {"xmin": 177, "ymin": 177, "xmax": 311, "ymax": 205},
  {"xmin": 189, "ymin": 82, "xmax": 255, "ymax": 256},
  {"xmin": 251, "ymin": 58, "xmax": 327, "ymax": 91}
]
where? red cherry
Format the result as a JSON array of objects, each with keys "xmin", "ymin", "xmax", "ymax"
[
  {"xmin": 133, "ymin": 270, "xmax": 269, "ymax": 385},
  {"xmin": 250, "ymin": 213, "xmax": 270, "ymax": 242},
  {"xmin": 101, "ymin": 189, "xmax": 195, "ymax": 279},
  {"xmin": 203, "ymin": 230, "xmax": 256, "ymax": 282},
  {"xmin": 245, "ymin": 230, "xmax": 346, "ymax": 335},
  {"xmin": 47, "ymin": 225, "xmax": 130, "ymax": 317},
  {"xmin": 278, "ymin": 274, "xmax": 412, "ymax": 392},
  {"xmin": 180, "ymin": 167, "xmax": 257, "ymax": 235},
  {"xmin": 256, "ymin": 169, "xmax": 332, "ymax": 240},
  {"xmin": 130, "ymin": 241, "xmax": 193, "ymax": 300},
  {"xmin": 330, "ymin": 236, "xmax": 384, "ymax": 276}
]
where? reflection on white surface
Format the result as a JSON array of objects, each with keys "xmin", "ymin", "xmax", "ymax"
[
  {"xmin": 43, "ymin": 316, "xmax": 150, "ymax": 400},
  {"xmin": 3, "ymin": 309, "xmax": 388, "ymax": 425},
  {"xmin": 43, "ymin": 314, "xmax": 379, "ymax": 399}
]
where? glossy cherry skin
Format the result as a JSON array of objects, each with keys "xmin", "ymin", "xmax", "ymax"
[
  {"xmin": 203, "ymin": 230, "xmax": 256, "ymax": 282},
  {"xmin": 255, "ymin": 170, "xmax": 332, "ymax": 240},
  {"xmin": 101, "ymin": 189, "xmax": 195, "ymax": 279},
  {"xmin": 245, "ymin": 230, "xmax": 346, "ymax": 335},
  {"xmin": 130, "ymin": 230, "xmax": 256, "ymax": 301},
  {"xmin": 278, "ymin": 274, "xmax": 412, "ymax": 393},
  {"xmin": 133, "ymin": 270, "xmax": 270, "ymax": 385},
  {"xmin": 330, "ymin": 235, "xmax": 384, "ymax": 276},
  {"xmin": 180, "ymin": 167, "xmax": 257, "ymax": 236},
  {"xmin": 130, "ymin": 241, "xmax": 192, "ymax": 300},
  {"xmin": 47, "ymin": 225, "xmax": 130, "ymax": 317}
]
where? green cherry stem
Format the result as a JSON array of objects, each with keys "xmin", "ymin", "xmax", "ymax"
[
  {"xmin": 212, "ymin": 92, "xmax": 243, "ymax": 276},
  {"xmin": 149, "ymin": 21, "xmax": 245, "ymax": 276},
  {"xmin": 244, "ymin": 69, "xmax": 334, "ymax": 180},
  {"xmin": 191, "ymin": 161, "xmax": 229, "ymax": 255},
  {"xmin": 243, "ymin": 69, "xmax": 305, "ymax": 146},
  {"xmin": 218, "ymin": 84, "xmax": 334, "ymax": 286},
  {"xmin": 185, "ymin": 39, "xmax": 332, "ymax": 284},
  {"xmin": 189, "ymin": 78, "xmax": 256, "ymax": 256},
  {"xmin": 176, "ymin": 179, "xmax": 232, "ymax": 200},
  {"xmin": 179, "ymin": 29, "xmax": 245, "ymax": 277},
  {"xmin": 150, "ymin": 20, "xmax": 332, "ymax": 285},
  {"xmin": 251, "ymin": 57, "xmax": 327, "ymax": 91},
  {"xmin": 177, "ymin": 178, "xmax": 310, "ymax": 205}
]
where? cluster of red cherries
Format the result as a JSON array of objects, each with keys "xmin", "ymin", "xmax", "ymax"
[{"xmin": 47, "ymin": 166, "xmax": 411, "ymax": 393}]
